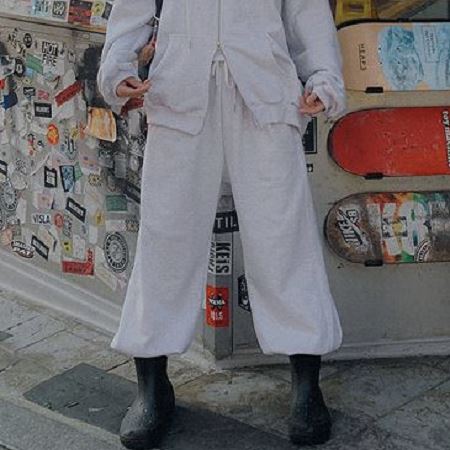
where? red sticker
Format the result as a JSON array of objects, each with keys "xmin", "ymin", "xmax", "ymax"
[
  {"xmin": 121, "ymin": 97, "xmax": 144, "ymax": 116},
  {"xmin": 206, "ymin": 285, "xmax": 230, "ymax": 328},
  {"xmin": 62, "ymin": 248, "xmax": 94, "ymax": 276},
  {"xmin": 55, "ymin": 80, "xmax": 83, "ymax": 107}
]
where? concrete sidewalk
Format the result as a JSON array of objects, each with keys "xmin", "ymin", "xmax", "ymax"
[{"xmin": 0, "ymin": 289, "xmax": 449, "ymax": 450}]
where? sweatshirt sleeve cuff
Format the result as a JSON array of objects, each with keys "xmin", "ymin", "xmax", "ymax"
[
  {"xmin": 100, "ymin": 63, "xmax": 139, "ymax": 113},
  {"xmin": 305, "ymin": 75, "xmax": 346, "ymax": 119}
]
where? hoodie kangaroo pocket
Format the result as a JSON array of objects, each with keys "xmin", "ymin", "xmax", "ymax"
[
  {"xmin": 146, "ymin": 34, "xmax": 216, "ymax": 115},
  {"xmin": 266, "ymin": 29, "xmax": 303, "ymax": 102}
]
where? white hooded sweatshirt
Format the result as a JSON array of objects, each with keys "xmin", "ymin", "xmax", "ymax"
[{"xmin": 98, "ymin": 0, "xmax": 346, "ymax": 135}]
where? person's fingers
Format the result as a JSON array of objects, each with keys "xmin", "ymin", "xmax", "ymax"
[
  {"xmin": 116, "ymin": 79, "xmax": 151, "ymax": 98},
  {"xmin": 125, "ymin": 77, "xmax": 144, "ymax": 88},
  {"xmin": 299, "ymin": 94, "xmax": 325, "ymax": 114},
  {"xmin": 299, "ymin": 103, "xmax": 325, "ymax": 116},
  {"xmin": 305, "ymin": 92, "xmax": 318, "ymax": 106}
]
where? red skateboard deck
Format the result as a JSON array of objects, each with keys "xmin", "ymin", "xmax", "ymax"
[
  {"xmin": 329, "ymin": 107, "xmax": 450, "ymax": 178},
  {"xmin": 325, "ymin": 191, "xmax": 450, "ymax": 265}
]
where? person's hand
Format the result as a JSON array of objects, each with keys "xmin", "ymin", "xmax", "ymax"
[
  {"xmin": 116, "ymin": 77, "xmax": 151, "ymax": 98},
  {"xmin": 138, "ymin": 38, "xmax": 156, "ymax": 66},
  {"xmin": 299, "ymin": 91, "xmax": 325, "ymax": 117}
]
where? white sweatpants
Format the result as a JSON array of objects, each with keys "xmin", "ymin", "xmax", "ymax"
[{"xmin": 111, "ymin": 55, "xmax": 343, "ymax": 357}]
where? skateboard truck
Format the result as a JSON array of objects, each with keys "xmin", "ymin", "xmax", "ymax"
[{"xmin": 365, "ymin": 87, "xmax": 384, "ymax": 94}]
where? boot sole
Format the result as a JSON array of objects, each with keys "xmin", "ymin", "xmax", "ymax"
[
  {"xmin": 120, "ymin": 409, "xmax": 174, "ymax": 450},
  {"xmin": 289, "ymin": 429, "xmax": 331, "ymax": 447}
]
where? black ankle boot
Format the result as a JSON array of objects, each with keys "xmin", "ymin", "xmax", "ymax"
[
  {"xmin": 288, "ymin": 354, "xmax": 332, "ymax": 446},
  {"xmin": 120, "ymin": 356, "xmax": 175, "ymax": 450}
]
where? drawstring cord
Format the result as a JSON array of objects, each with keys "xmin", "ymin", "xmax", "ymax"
[{"xmin": 211, "ymin": 54, "xmax": 236, "ymax": 108}]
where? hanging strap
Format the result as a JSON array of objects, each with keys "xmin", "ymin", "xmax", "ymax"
[{"xmin": 155, "ymin": 0, "xmax": 163, "ymax": 18}]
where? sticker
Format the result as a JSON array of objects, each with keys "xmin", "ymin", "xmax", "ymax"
[
  {"xmin": 62, "ymin": 248, "xmax": 94, "ymax": 276},
  {"xmin": 31, "ymin": 213, "xmax": 51, "ymax": 225},
  {"xmin": 303, "ymin": 118, "xmax": 318, "ymax": 155},
  {"xmin": 52, "ymin": 1, "xmax": 69, "ymax": 20},
  {"xmin": 238, "ymin": 274, "xmax": 251, "ymax": 312},
  {"xmin": 44, "ymin": 166, "xmax": 58, "ymax": 188},
  {"xmin": 38, "ymin": 90, "xmax": 51, "ymax": 101},
  {"xmin": 15, "ymin": 58, "xmax": 25, "ymax": 78},
  {"xmin": 214, "ymin": 211, "xmax": 239, "ymax": 234},
  {"xmin": 88, "ymin": 173, "xmax": 102, "ymax": 187},
  {"xmin": 59, "ymin": 131, "xmax": 77, "ymax": 160},
  {"xmin": 34, "ymin": 102, "xmax": 53, "ymax": 118},
  {"xmin": 62, "ymin": 240, "xmax": 73, "ymax": 255},
  {"xmin": 106, "ymin": 194, "xmax": 128, "ymax": 212},
  {"xmin": 104, "ymin": 232, "xmax": 129, "ymax": 273},
  {"xmin": 26, "ymin": 54, "xmax": 44, "ymax": 75},
  {"xmin": 31, "ymin": 235, "xmax": 49, "ymax": 260},
  {"xmin": 94, "ymin": 210, "xmax": 105, "ymax": 226},
  {"xmin": 1, "ymin": 228, "xmax": 13, "ymax": 247},
  {"xmin": 39, "ymin": 39, "xmax": 62, "ymax": 67},
  {"xmin": 124, "ymin": 181, "xmax": 141, "ymax": 204},
  {"xmin": 23, "ymin": 33, "xmax": 33, "ymax": 49},
  {"xmin": 47, "ymin": 124, "xmax": 60, "ymax": 145},
  {"xmin": 55, "ymin": 80, "xmax": 83, "ymax": 107},
  {"xmin": 126, "ymin": 217, "xmax": 139, "ymax": 233},
  {"xmin": 0, "ymin": 209, "xmax": 6, "ymax": 231},
  {"xmin": 206, "ymin": 286, "xmax": 230, "ymax": 328},
  {"xmin": 60, "ymin": 165, "xmax": 76, "ymax": 193},
  {"xmin": 0, "ymin": 183, "xmax": 18, "ymax": 212},
  {"xmin": 74, "ymin": 163, "xmax": 83, "ymax": 181},
  {"xmin": 54, "ymin": 212, "xmax": 64, "ymax": 228},
  {"xmin": 208, "ymin": 241, "xmax": 232, "ymax": 276},
  {"xmin": 121, "ymin": 97, "xmax": 144, "ymax": 116},
  {"xmin": 73, "ymin": 234, "xmax": 86, "ymax": 260},
  {"xmin": 0, "ymin": 161, "xmax": 7, "ymax": 183},
  {"xmin": 66, "ymin": 197, "xmax": 86, "ymax": 222},
  {"xmin": 85, "ymin": 107, "xmax": 117, "ymax": 142},
  {"xmin": 23, "ymin": 86, "xmax": 36, "ymax": 99},
  {"xmin": 1, "ymin": 92, "xmax": 18, "ymax": 110},
  {"xmin": 11, "ymin": 241, "xmax": 34, "ymax": 259},
  {"xmin": 69, "ymin": 0, "xmax": 92, "ymax": 25}
]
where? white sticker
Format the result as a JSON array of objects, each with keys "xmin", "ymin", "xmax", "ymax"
[{"xmin": 73, "ymin": 234, "xmax": 86, "ymax": 260}]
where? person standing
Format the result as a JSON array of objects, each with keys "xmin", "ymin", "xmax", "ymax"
[{"xmin": 98, "ymin": 0, "xmax": 346, "ymax": 448}]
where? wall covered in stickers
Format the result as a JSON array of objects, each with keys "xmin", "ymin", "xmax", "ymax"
[
  {"xmin": 0, "ymin": 1, "xmax": 113, "ymax": 30},
  {"xmin": 0, "ymin": 2, "xmax": 146, "ymax": 302}
]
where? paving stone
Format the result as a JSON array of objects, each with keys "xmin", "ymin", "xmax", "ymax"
[
  {"xmin": 0, "ymin": 297, "xmax": 37, "ymax": 331},
  {"xmin": 0, "ymin": 332, "xmax": 12, "ymax": 343},
  {"xmin": 87, "ymin": 348, "xmax": 130, "ymax": 372},
  {"xmin": 376, "ymin": 378, "xmax": 450, "ymax": 450},
  {"xmin": 0, "ymin": 358, "xmax": 55, "ymax": 395},
  {"xmin": 323, "ymin": 423, "xmax": 428, "ymax": 450},
  {"xmin": 168, "ymin": 357, "xmax": 211, "ymax": 387},
  {"xmin": 321, "ymin": 358, "xmax": 450, "ymax": 420},
  {"xmin": 24, "ymin": 363, "xmax": 136, "ymax": 434},
  {"xmin": 108, "ymin": 359, "xmax": 137, "ymax": 382},
  {"xmin": 0, "ymin": 397, "xmax": 123, "ymax": 450},
  {"xmin": 246, "ymin": 361, "xmax": 350, "ymax": 384},
  {"xmin": 1, "ymin": 314, "xmax": 66, "ymax": 351},
  {"xmin": 17, "ymin": 331, "xmax": 106, "ymax": 372},
  {"xmin": 68, "ymin": 323, "xmax": 114, "ymax": 347},
  {"xmin": 419, "ymin": 356, "xmax": 450, "ymax": 374},
  {"xmin": 0, "ymin": 349, "xmax": 16, "ymax": 372}
]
